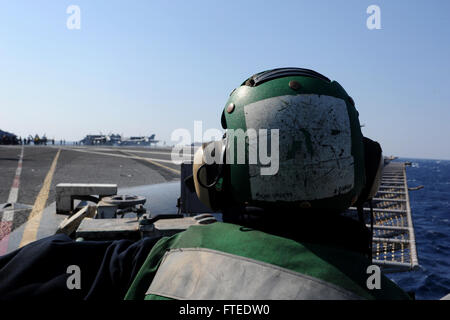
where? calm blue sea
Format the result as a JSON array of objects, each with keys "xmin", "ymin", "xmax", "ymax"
[{"xmin": 388, "ymin": 158, "xmax": 450, "ymax": 300}]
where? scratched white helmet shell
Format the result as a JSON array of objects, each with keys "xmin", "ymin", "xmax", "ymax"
[{"xmin": 195, "ymin": 68, "xmax": 366, "ymax": 213}]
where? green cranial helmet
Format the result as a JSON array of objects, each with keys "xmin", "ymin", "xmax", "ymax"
[{"xmin": 195, "ymin": 68, "xmax": 366, "ymax": 213}]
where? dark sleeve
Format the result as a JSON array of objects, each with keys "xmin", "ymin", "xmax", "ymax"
[{"xmin": 0, "ymin": 234, "xmax": 160, "ymax": 300}]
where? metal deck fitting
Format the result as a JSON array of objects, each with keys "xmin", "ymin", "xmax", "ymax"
[
  {"xmin": 346, "ymin": 161, "xmax": 419, "ymax": 273},
  {"xmin": 56, "ymin": 183, "xmax": 117, "ymax": 214}
]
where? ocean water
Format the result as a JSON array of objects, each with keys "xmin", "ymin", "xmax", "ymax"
[{"xmin": 388, "ymin": 158, "xmax": 450, "ymax": 300}]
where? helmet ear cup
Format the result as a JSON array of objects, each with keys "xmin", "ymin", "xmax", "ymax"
[
  {"xmin": 192, "ymin": 140, "xmax": 229, "ymax": 211},
  {"xmin": 355, "ymin": 137, "xmax": 383, "ymax": 206},
  {"xmin": 193, "ymin": 146, "xmax": 213, "ymax": 209}
]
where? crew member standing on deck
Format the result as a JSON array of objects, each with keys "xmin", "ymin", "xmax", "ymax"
[{"xmin": 0, "ymin": 68, "xmax": 410, "ymax": 300}]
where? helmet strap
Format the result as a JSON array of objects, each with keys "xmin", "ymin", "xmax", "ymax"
[
  {"xmin": 369, "ymin": 199, "xmax": 374, "ymax": 261},
  {"xmin": 357, "ymin": 203, "xmax": 373, "ymax": 260}
]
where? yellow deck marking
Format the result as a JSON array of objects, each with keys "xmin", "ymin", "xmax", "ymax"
[{"xmin": 19, "ymin": 149, "xmax": 61, "ymax": 247}]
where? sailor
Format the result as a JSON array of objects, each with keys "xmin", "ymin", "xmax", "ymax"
[
  {"xmin": 124, "ymin": 68, "xmax": 410, "ymax": 300},
  {"xmin": 0, "ymin": 68, "xmax": 410, "ymax": 300}
]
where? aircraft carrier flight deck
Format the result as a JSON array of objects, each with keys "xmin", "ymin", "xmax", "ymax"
[{"xmin": 0, "ymin": 145, "xmax": 181, "ymax": 246}]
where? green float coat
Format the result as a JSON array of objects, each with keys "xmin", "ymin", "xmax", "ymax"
[{"xmin": 124, "ymin": 222, "xmax": 410, "ymax": 300}]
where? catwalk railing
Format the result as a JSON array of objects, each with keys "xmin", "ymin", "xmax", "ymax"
[{"xmin": 345, "ymin": 161, "xmax": 419, "ymax": 273}]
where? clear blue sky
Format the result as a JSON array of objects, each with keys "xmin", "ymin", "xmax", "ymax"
[{"xmin": 1, "ymin": 0, "xmax": 449, "ymax": 159}]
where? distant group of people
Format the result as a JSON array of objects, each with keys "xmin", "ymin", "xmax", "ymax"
[
  {"xmin": 21, "ymin": 137, "xmax": 33, "ymax": 145},
  {"xmin": 0, "ymin": 136, "xmax": 65, "ymax": 146},
  {"xmin": 23, "ymin": 138, "xmax": 68, "ymax": 145},
  {"xmin": 20, "ymin": 135, "xmax": 52, "ymax": 145}
]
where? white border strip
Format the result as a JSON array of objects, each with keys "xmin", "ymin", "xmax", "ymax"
[{"xmin": 6, "ymin": 146, "xmax": 24, "ymax": 205}]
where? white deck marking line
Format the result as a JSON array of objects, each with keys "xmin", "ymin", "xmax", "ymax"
[
  {"xmin": 6, "ymin": 146, "xmax": 24, "ymax": 204},
  {"xmin": 68, "ymin": 146, "xmax": 199, "ymax": 158},
  {"xmin": 19, "ymin": 149, "xmax": 61, "ymax": 248},
  {"xmin": 62, "ymin": 147, "xmax": 183, "ymax": 173},
  {"xmin": 0, "ymin": 146, "xmax": 24, "ymax": 255},
  {"xmin": 81, "ymin": 147, "xmax": 177, "ymax": 156},
  {"xmin": 122, "ymin": 151, "xmax": 181, "ymax": 175}
]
